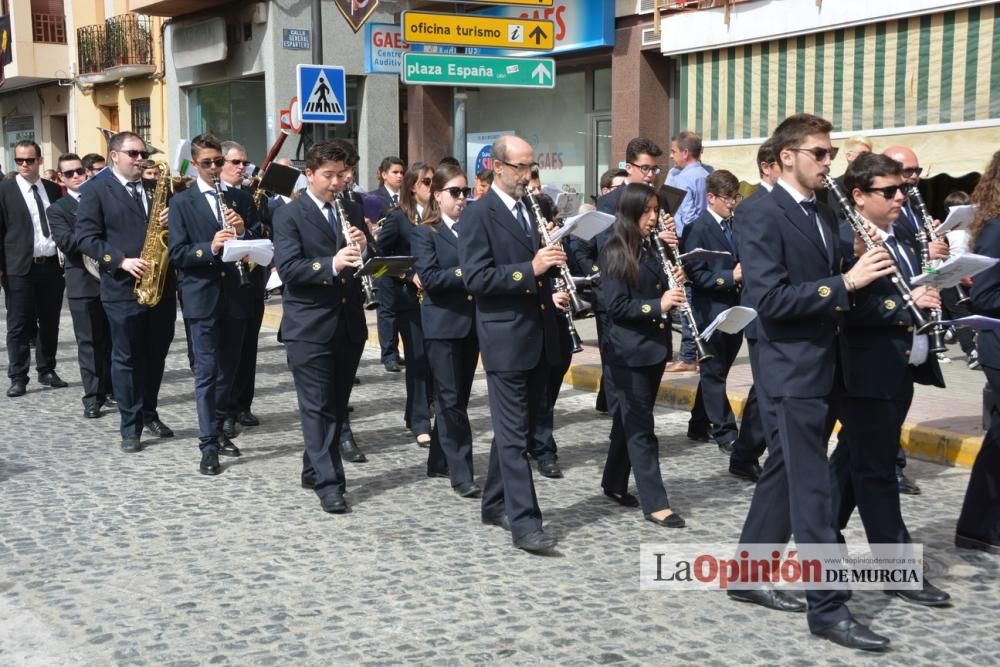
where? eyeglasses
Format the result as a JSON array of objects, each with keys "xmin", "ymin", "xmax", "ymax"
[
  {"xmin": 718, "ymin": 193, "xmax": 744, "ymax": 204},
  {"xmin": 61, "ymin": 167, "xmax": 87, "ymax": 178},
  {"xmin": 14, "ymin": 157, "xmax": 37, "ymax": 165},
  {"xmin": 197, "ymin": 158, "xmax": 226, "ymax": 169},
  {"xmin": 498, "ymin": 160, "xmax": 539, "ymax": 173},
  {"xmin": 119, "ymin": 149, "xmax": 151, "ymax": 160},
  {"xmin": 419, "ymin": 178, "xmax": 433, "ymax": 187},
  {"xmin": 901, "ymin": 167, "xmax": 924, "ymax": 178},
  {"xmin": 789, "ymin": 146, "xmax": 839, "ymax": 162},
  {"xmin": 226, "ymin": 159, "xmax": 251, "ymax": 167},
  {"xmin": 441, "ymin": 186, "xmax": 472, "ymax": 199},
  {"xmin": 863, "ymin": 185, "xmax": 904, "ymax": 200},
  {"xmin": 628, "ymin": 163, "xmax": 662, "ymax": 176}
]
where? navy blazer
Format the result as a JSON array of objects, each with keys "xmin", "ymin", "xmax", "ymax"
[
  {"xmin": 377, "ymin": 207, "xmax": 420, "ymax": 312},
  {"xmin": 740, "ymin": 183, "xmax": 853, "ymax": 398},
  {"xmin": 0, "ymin": 177, "xmax": 62, "ymax": 276},
  {"xmin": 733, "ymin": 188, "xmax": 772, "ymax": 340},
  {"xmin": 458, "ymin": 188, "xmax": 560, "ymax": 372},
  {"xmin": 682, "ymin": 209, "xmax": 741, "ymax": 328},
  {"xmin": 48, "ymin": 194, "xmax": 100, "ymax": 299},
  {"xmin": 167, "ymin": 183, "xmax": 259, "ymax": 320},
  {"xmin": 892, "ymin": 203, "xmax": 924, "ymax": 259},
  {"xmin": 273, "ymin": 193, "xmax": 369, "ymax": 345},
  {"xmin": 412, "ymin": 221, "xmax": 475, "ymax": 340},
  {"xmin": 76, "ymin": 175, "xmax": 174, "ymax": 303},
  {"xmin": 971, "ymin": 217, "xmax": 1000, "ymax": 369},
  {"xmin": 598, "ymin": 249, "xmax": 673, "ymax": 367}
]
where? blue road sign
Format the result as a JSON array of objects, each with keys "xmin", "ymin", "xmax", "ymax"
[{"xmin": 296, "ymin": 65, "xmax": 347, "ymax": 124}]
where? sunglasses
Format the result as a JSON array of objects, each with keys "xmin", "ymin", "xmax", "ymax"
[
  {"xmin": 197, "ymin": 158, "xmax": 226, "ymax": 169},
  {"xmin": 789, "ymin": 146, "xmax": 839, "ymax": 161},
  {"xmin": 14, "ymin": 157, "xmax": 37, "ymax": 165},
  {"xmin": 441, "ymin": 186, "xmax": 472, "ymax": 199},
  {"xmin": 119, "ymin": 149, "xmax": 151, "ymax": 160},
  {"xmin": 628, "ymin": 163, "xmax": 662, "ymax": 176},
  {"xmin": 901, "ymin": 167, "xmax": 924, "ymax": 177},
  {"xmin": 61, "ymin": 167, "xmax": 87, "ymax": 178},
  {"xmin": 864, "ymin": 185, "xmax": 904, "ymax": 200},
  {"xmin": 226, "ymin": 159, "xmax": 251, "ymax": 167},
  {"xmin": 419, "ymin": 178, "xmax": 433, "ymax": 187}
]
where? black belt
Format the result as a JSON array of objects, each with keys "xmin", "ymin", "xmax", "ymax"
[{"xmin": 32, "ymin": 255, "xmax": 58, "ymax": 264}]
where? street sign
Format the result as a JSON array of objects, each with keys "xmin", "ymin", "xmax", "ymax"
[
  {"xmin": 402, "ymin": 10, "xmax": 554, "ymax": 51},
  {"xmin": 296, "ymin": 65, "xmax": 347, "ymax": 124},
  {"xmin": 461, "ymin": 0, "xmax": 553, "ymax": 5},
  {"xmin": 402, "ymin": 52, "xmax": 555, "ymax": 89}
]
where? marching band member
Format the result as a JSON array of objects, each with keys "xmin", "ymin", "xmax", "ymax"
[{"xmin": 372, "ymin": 156, "xmax": 405, "ymax": 372}]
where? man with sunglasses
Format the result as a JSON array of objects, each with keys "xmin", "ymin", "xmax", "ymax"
[
  {"xmin": 0, "ymin": 139, "xmax": 66, "ymax": 398},
  {"xmin": 77, "ymin": 131, "xmax": 177, "ymax": 454},
  {"xmin": 47, "ymin": 154, "xmax": 114, "ymax": 418}
]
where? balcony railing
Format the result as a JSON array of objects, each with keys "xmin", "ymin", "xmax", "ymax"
[
  {"xmin": 77, "ymin": 15, "xmax": 155, "ymax": 80},
  {"xmin": 32, "ymin": 12, "xmax": 66, "ymax": 44}
]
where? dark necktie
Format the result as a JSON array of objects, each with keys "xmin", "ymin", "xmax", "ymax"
[
  {"xmin": 801, "ymin": 198, "xmax": 831, "ymax": 261},
  {"xmin": 127, "ymin": 182, "xmax": 145, "ymax": 215},
  {"xmin": 391, "ymin": 193, "xmax": 399, "ymax": 207},
  {"xmin": 30, "ymin": 184, "xmax": 50, "ymax": 237},
  {"xmin": 721, "ymin": 217, "xmax": 734, "ymax": 249},
  {"xmin": 902, "ymin": 205, "xmax": 921, "ymax": 234},
  {"xmin": 324, "ymin": 203, "xmax": 341, "ymax": 245},
  {"xmin": 515, "ymin": 202, "xmax": 531, "ymax": 236},
  {"xmin": 885, "ymin": 235, "xmax": 914, "ymax": 283}
]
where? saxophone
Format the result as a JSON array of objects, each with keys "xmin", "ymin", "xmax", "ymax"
[{"xmin": 134, "ymin": 162, "xmax": 173, "ymax": 306}]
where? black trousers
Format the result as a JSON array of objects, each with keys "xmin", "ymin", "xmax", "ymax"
[
  {"xmin": 602, "ymin": 360, "xmax": 672, "ymax": 515},
  {"xmin": 690, "ymin": 330, "xmax": 743, "ymax": 445},
  {"xmin": 425, "ymin": 334, "xmax": 479, "ymax": 485},
  {"xmin": 529, "ymin": 331, "xmax": 573, "ymax": 462},
  {"xmin": 940, "ymin": 286, "xmax": 977, "ymax": 356},
  {"xmin": 235, "ymin": 296, "xmax": 265, "ymax": 413},
  {"xmin": 103, "ymin": 297, "xmax": 176, "ymax": 438},
  {"xmin": 67, "ymin": 296, "xmax": 113, "ymax": 409},
  {"xmin": 397, "ymin": 300, "xmax": 432, "ymax": 437},
  {"xmin": 376, "ymin": 275, "xmax": 400, "ymax": 363},
  {"xmin": 187, "ymin": 313, "xmax": 246, "ymax": 451},
  {"xmin": 482, "ymin": 361, "xmax": 550, "ymax": 541},
  {"xmin": 732, "ymin": 338, "xmax": 768, "ymax": 464},
  {"xmin": 3, "ymin": 260, "xmax": 64, "ymax": 381},
  {"xmin": 285, "ymin": 326, "xmax": 365, "ymax": 500},
  {"xmin": 957, "ymin": 365, "xmax": 1000, "ymax": 545}
]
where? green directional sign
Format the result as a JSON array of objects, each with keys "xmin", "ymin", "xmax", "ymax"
[{"xmin": 402, "ymin": 52, "xmax": 556, "ymax": 89}]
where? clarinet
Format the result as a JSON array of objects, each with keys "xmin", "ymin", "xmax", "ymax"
[
  {"xmin": 652, "ymin": 211, "xmax": 713, "ymax": 362},
  {"xmin": 212, "ymin": 175, "xmax": 251, "ymax": 288},
  {"xmin": 824, "ymin": 175, "xmax": 938, "ymax": 338},
  {"xmin": 527, "ymin": 193, "xmax": 584, "ymax": 353},
  {"xmin": 906, "ymin": 185, "xmax": 949, "ymax": 352},
  {"xmin": 334, "ymin": 193, "xmax": 379, "ymax": 310}
]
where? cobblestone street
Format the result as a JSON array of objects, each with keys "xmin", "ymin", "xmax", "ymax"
[{"xmin": 1, "ymin": 308, "xmax": 997, "ymax": 666}]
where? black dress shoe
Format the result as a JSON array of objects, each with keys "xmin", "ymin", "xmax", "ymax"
[
  {"xmin": 339, "ymin": 438, "xmax": 367, "ymax": 463},
  {"xmin": 320, "ymin": 493, "xmax": 349, "ymax": 513},
  {"xmin": 538, "ymin": 459, "xmax": 563, "ymax": 479},
  {"xmin": 454, "ymin": 481, "xmax": 482, "ymax": 498},
  {"xmin": 687, "ymin": 429, "xmax": 711, "ymax": 443},
  {"xmin": 6, "ymin": 381, "xmax": 26, "ymax": 398},
  {"xmin": 729, "ymin": 459, "xmax": 763, "ymax": 482},
  {"xmin": 237, "ymin": 410, "xmax": 259, "ymax": 426},
  {"xmin": 398, "ymin": 357, "xmax": 406, "ymax": 366},
  {"xmin": 222, "ymin": 417, "xmax": 238, "ymax": 439},
  {"xmin": 120, "ymin": 436, "xmax": 142, "ymax": 453},
  {"xmin": 38, "ymin": 371, "xmax": 67, "ymax": 388},
  {"xmin": 218, "ymin": 435, "xmax": 242, "ymax": 458},
  {"xmin": 514, "ymin": 530, "xmax": 558, "ymax": 553},
  {"xmin": 603, "ymin": 490, "xmax": 640, "ymax": 507},
  {"xmin": 348, "ymin": 405, "xmax": 354, "ymax": 413},
  {"xmin": 103, "ymin": 395, "xmax": 118, "ymax": 408},
  {"xmin": 427, "ymin": 469, "xmax": 449, "ymax": 479},
  {"xmin": 482, "ymin": 514, "xmax": 511, "ymax": 531},
  {"xmin": 812, "ymin": 618, "xmax": 890, "ymax": 651},
  {"xmin": 199, "ymin": 449, "xmax": 222, "ymax": 476},
  {"xmin": 897, "ymin": 474, "xmax": 921, "ymax": 495},
  {"xmin": 887, "ymin": 578, "xmax": 951, "ymax": 607},
  {"xmin": 146, "ymin": 419, "xmax": 174, "ymax": 438},
  {"xmin": 84, "ymin": 405, "xmax": 102, "ymax": 419},
  {"xmin": 717, "ymin": 440, "xmax": 735, "ymax": 455},
  {"xmin": 955, "ymin": 533, "xmax": 1000, "ymax": 554},
  {"xmin": 728, "ymin": 588, "xmax": 806, "ymax": 612},
  {"xmin": 383, "ymin": 359, "xmax": 402, "ymax": 373},
  {"xmin": 301, "ymin": 476, "xmax": 316, "ymax": 490},
  {"xmin": 353, "ymin": 376, "xmax": 361, "ymax": 385},
  {"xmin": 644, "ymin": 512, "xmax": 686, "ymax": 528}
]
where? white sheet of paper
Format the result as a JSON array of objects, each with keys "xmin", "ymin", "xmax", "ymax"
[
  {"xmin": 222, "ymin": 239, "xmax": 274, "ymax": 265},
  {"xmin": 934, "ymin": 204, "xmax": 978, "ymax": 235},
  {"xmin": 939, "ymin": 315, "xmax": 1000, "ymax": 331},
  {"xmin": 699, "ymin": 306, "xmax": 757, "ymax": 340},
  {"xmin": 265, "ymin": 270, "xmax": 282, "ymax": 292},
  {"xmin": 550, "ymin": 210, "xmax": 615, "ymax": 243},
  {"xmin": 910, "ymin": 252, "xmax": 998, "ymax": 289},
  {"xmin": 680, "ymin": 247, "xmax": 734, "ymax": 263}
]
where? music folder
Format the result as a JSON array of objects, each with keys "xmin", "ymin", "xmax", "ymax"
[
  {"xmin": 258, "ymin": 162, "xmax": 302, "ymax": 197},
  {"xmin": 355, "ymin": 256, "xmax": 415, "ymax": 279},
  {"xmin": 658, "ymin": 184, "xmax": 688, "ymax": 217}
]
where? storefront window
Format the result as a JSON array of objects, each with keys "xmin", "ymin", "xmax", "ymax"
[
  {"xmin": 4, "ymin": 116, "xmax": 35, "ymax": 172},
  {"xmin": 593, "ymin": 67, "xmax": 611, "ymax": 111},
  {"xmin": 187, "ymin": 78, "xmax": 266, "ymax": 163}
]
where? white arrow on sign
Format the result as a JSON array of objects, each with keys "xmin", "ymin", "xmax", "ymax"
[{"xmin": 531, "ymin": 62, "xmax": 552, "ymax": 85}]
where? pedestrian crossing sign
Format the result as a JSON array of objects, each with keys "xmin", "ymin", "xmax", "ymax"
[{"xmin": 296, "ymin": 65, "xmax": 347, "ymax": 124}]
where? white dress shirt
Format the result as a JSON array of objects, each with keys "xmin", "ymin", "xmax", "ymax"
[
  {"xmin": 871, "ymin": 223, "xmax": 929, "ymax": 366},
  {"xmin": 15, "ymin": 174, "xmax": 56, "ymax": 257},
  {"xmin": 442, "ymin": 212, "xmax": 459, "ymax": 236},
  {"xmin": 112, "ymin": 170, "xmax": 148, "ymax": 216},
  {"xmin": 776, "ymin": 177, "xmax": 827, "ymax": 250}
]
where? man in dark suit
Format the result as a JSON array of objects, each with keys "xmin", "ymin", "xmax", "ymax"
[
  {"xmin": 733, "ymin": 114, "xmax": 897, "ymax": 650},
  {"xmin": 682, "ymin": 169, "xmax": 744, "ymax": 451},
  {"xmin": 0, "ymin": 140, "xmax": 67, "ymax": 397},
  {"xmin": 76, "ymin": 131, "xmax": 177, "ymax": 453},
  {"xmin": 459, "ymin": 135, "xmax": 568, "ymax": 554},
  {"xmin": 48, "ymin": 153, "xmax": 113, "ymax": 418},
  {"xmin": 372, "ymin": 156, "xmax": 405, "ymax": 372},
  {"xmin": 273, "ymin": 139, "xmax": 371, "ymax": 514}
]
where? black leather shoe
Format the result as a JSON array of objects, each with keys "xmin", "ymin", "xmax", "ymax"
[
  {"xmin": 6, "ymin": 381, "xmax": 26, "ymax": 398},
  {"xmin": 955, "ymin": 533, "xmax": 1000, "ymax": 554},
  {"xmin": 644, "ymin": 512, "xmax": 686, "ymax": 528},
  {"xmin": 301, "ymin": 476, "xmax": 316, "ymax": 490},
  {"xmin": 237, "ymin": 410, "xmax": 259, "ymax": 426},
  {"xmin": 120, "ymin": 436, "xmax": 142, "ymax": 453},
  {"xmin": 222, "ymin": 417, "xmax": 238, "ymax": 439},
  {"xmin": 146, "ymin": 419, "xmax": 174, "ymax": 438},
  {"xmin": 320, "ymin": 493, "xmax": 349, "ymax": 514},
  {"xmin": 427, "ymin": 469, "xmax": 449, "ymax": 479},
  {"xmin": 887, "ymin": 579, "xmax": 951, "ymax": 607},
  {"xmin": 84, "ymin": 405, "xmax": 102, "ymax": 419},
  {"xmin": 348, "ymin": 405, "xmax": 354, "ymax": 413},
  {"xmin": 729, "ymin": 459, "xmax": 763, "ymax": 482},
  {"xmin": 199, "ymin": 449, "xmax": 222, "ymax": 476},
  {"xmin": 603, "ymin": 490, "xmax": 640, "ymax": 507},
  {"xmin": 218, "ymin": 435, "xmax": 242, "ymax": 458},
  {"xmin": 538, "ymin": 459, "xmax": 563, "ymax": 479},
  {"xmin": 454, "ymin": 481, "xmax": 482, "ymax": 498},
  {"xmin": 728, "ymin": 588, "xmax": 806, "ymax": 612},
  {"xmin": 38, "ymin": 371, "xmax": 67, "ymax": 388},
  {"xmin": 514, "ymin": 530, "xmax": 558, "ymax": 553},
  {"xmin": 339, "ymin": 438, "xmax": 367, "ymax": 463},
  {"xmin": 384, "ymin": 359, "xmax": 402, "ymax": 373},
  {"xmin": 482, "ymin": 514, "xmax": 511, "ymax": 531},
  {"xmin": 812, "ymin": 618, "xmax": 890, "ymax": 651},
  {"xmin": 897, "ymin": 474, "xmax": 921, "ymax": 495},
  {"xmin": 102, "ymin": 395, "xmax": 118, "ymax": 408},
  {"xmin": 687, "ymin": 429, "xmax": 711, "ymax": 443},
  {"xmin": 353, "ymin": 376, "xmax": 361, "ymax": 385},
  {"xmin": 398, "ymin": 357, "xmax": 406, "ymax": 366},
  {"xmin": 717, "ymin": 440, "xmax": 735, "ymax": 455}
]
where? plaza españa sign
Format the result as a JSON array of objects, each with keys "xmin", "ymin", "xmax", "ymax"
[
  {"xmin": 401, "ymin": 10, "xmax": 554, "ymax": 51},
  {"xmin": 402, "ymin": 52, "xmax": 555, "ymax": 89}
]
